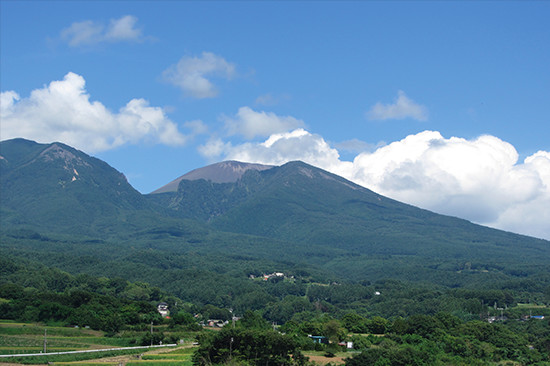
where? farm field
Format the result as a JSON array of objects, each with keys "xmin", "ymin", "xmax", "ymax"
[{"xmin": 0, "ymin": 321, "xmax": 195, "ymax": 365}]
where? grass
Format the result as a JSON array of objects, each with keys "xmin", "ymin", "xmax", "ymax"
[
  {"xmin": 0, "ymin": 349, "xmax": 146, "ymax": 364},
  {"xmin": 302, "ymin": 350, "xmax": 351, "ymax": 365},
  {"xmin": 126, "ymin": 362, "xmax": 192, "ymax": 366},
  {"xmin": 132, "ymin": 346, "xmax": 195, "ymax": 365},
  {"xmin": 0, "ymin": 323, "xmax": 99, "ymax": 337},
  {"xmin": 0, "ymin": 319, "xmax": 198, "ymax": 365},
  {"xmin": 0, "ymin": 320, "xmax": 186, "ymax": 364},
  {"xmin": 0, "ymin": 321, "xmax": 140, "ymax": 356},
  {"xmin": 516, "ymin": 303, "xmax": 548, "ymax": 309},
  {"xmin": 51, "ymin": 364, "xmax": 120, "ymax": 366}
]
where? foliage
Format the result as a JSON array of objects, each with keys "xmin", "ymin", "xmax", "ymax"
[{"xmin": 192, "ymin": 328, "xmax": 304, "ymax": 366}]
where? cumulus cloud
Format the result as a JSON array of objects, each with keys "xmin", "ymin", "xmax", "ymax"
[
  {"xmin": 367, "ymin": 90, "xmax": 428, "ymax": 121},
  {"xmin": 350, "ymin": 132, "xmax": 537, "ymax": 221},
  {"xmin": 199, "ymin": 128, "xmax": 353, "ymax": 180},
  {"xmin": 0, "ymin": 72, "xmax": 188, "ymax": 153},
  {"xmin": 162, "ymin": 52, "xmax": 236, "ymax": 98},
  {"xmin": 199, "ymin": 127, "xmax": 550, "ymax": 240},
  {"xmin": 223, "ymin": 107, "xmax": 305, "ymax": 139},
  {"xmin": 60, "ymin": 15, "xmax": 145, "ymax": 46}
]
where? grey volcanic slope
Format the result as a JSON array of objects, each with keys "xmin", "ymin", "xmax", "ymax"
[{"xmin": 151, "ymin": 160, "xmax": 274, "ymax": 193}]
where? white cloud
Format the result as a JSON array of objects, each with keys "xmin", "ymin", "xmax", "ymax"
[
  {"xmin": 60, "ymin": 20, "xmax": 104, "ymax": 47},
  {"xmin": 367, "ymin": 90, "xmax": 428, "ymax": 121},
  {"xmin": 350, "ymin": 132, "xmax": 540, "ymax": 222},
  {"xmin": 104, "ymin": 15, "xmax": 142, "ymax": 41},
  {"xmin": 0, "ymin": 72, "xmax": 187, "ymax": 153},
  {"xmin": 199, "ymin": 128, "xmax": 352, "ymax": 179},
  {"xmin": 60, "ymin": 15, "xmax": 145, "ymax": 47},
  {"xmin": 199, "ymin": 127, "xmax": 550, "ymax": 240},
  {"xmin": 223, "ymin": 107, "xmax": 305, "ymax": 139},
  {"xmin": 162, "ymin": 52, "xmax": 236, "ymax": 99}
]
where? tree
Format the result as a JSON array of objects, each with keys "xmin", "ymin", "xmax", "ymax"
[
  {"xmin": 193, "ymin": 328, "xmax": 298, "ymax": 366},
  {"xmin": 368, "ymin": 316, "xmax": 388, "ymax": 335},
  {"xmin": 341, "ymin": 312, "xmax": 368, "ymax": 333},
  {"xmin": 323, "ymin": 319, "xmax": 345, "ymax": 343},
  {"xmin": 236, "ymin": 310, "xmax": 271, "ymax": 330}
]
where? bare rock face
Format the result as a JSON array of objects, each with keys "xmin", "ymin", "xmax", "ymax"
[{"xmin": 151, "ymin": 161, "xmax": 274, "ymax": 194}]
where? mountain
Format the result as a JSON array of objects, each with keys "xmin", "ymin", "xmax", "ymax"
[
  {"xmin": 151, "ymin": 161, "xmax": 274, "ymax": 194},
  {"xmin": 2, "ymin": 138, "xmax": 549, "ymax": 288},
  {"xmin": 0, "ymin": 138, "xmax": 163, "ymax": 237},
  {"xmin": 149, "ymin": 160, "xmax": 550, "ymax": 280}
]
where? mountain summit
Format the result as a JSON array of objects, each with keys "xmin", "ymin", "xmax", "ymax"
[
  {"xmin": 151, "ymin": 160, "xmax": 274, "ymax": 194},
  {"xmin": 1, "ymin": 138, "xmax": 549, "ymax": 284},
  {"xmin": 148, "ymin": 160, "xmax": 549, "ymax": 267},
  {"xmin": 0, "ymin": 138, "xmax": 153, "ymax": 236}
]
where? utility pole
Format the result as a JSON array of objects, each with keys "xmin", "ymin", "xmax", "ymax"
[
  {"xmin": 150, "ymin": 321, "xmax": 153, "ymax": 346},
  {"xmin": 43, "ymin": 329, "xmax": 47, "ymax": 353}
]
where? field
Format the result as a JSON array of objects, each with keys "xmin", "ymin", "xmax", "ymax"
[{"xmin": 0, "ymin": 321, "xmax": 195, "ymax": 365}]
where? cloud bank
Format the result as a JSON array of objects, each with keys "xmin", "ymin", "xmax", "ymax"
[
  {"xmin": 0, "ymin": 72, "xmax": 187, "ymax": 153},
  {"xmin": 162, "ymin": 52, "xmax": 236, "ymax": 98},
  {"xmin": 61, "ymin": 15, "xmax": 146, "ymax": 47},
  {"xmin": 199, "ymin": 111, "xmax": 550, "ymax": 240},
  {"xmin": 367, "ymin": 90, "xmax": 428, "ymax": 121},
  {"xmin": 223, "ymin": 107, "xmax": 305, "ymax": 139}
]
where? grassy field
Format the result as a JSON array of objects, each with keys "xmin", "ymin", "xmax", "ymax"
[
  {"xmin": 0, "ymin": 322, "xmax": 134, "ymax": 355},
  {"xmin": 302, "ymin": 350, "xmax": 354, "ymax": 365},
  {"xmin": 0, "ymin": 321, "xmax": 196, "ymax": 365}
]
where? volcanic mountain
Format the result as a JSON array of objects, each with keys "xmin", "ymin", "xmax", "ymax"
[
  {"xmin": 148, "ymin": 160, "xmax": 550, "ymax": 270},
  {"xmin": 151, "ymin": 161, "xmax": 274, "ymax": 194},
  {"xmin": 2, "ymin": 138, "xmax": 549, "ymax": 283}
]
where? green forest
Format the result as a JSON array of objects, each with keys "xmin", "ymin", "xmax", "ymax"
[
  {"xmin": 2, "ymin": 139, "xmax": 550, "ymax": 364},
  {"xmin": 1, "ymin": 253, "xmax": 550, "ymax": 365}
]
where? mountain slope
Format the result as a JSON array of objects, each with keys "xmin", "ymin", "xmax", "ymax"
[
  {"xmin": 2, "ymin": 139, "xmax": 549, "ymax": 287},
  {"xmin": 151, "ymin": 160, "xmax": 274, "ymax": 194},
  {"xmin": 0, "ymin": 138, "xmax": 161, "ymax": 237},
  {"xmin": 149, "ymin": 161, "xmax": 550, "ymax": 278}
]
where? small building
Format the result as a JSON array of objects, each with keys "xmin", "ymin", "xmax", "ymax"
[
  {"xmin": 206, "ymin": 319, "xmax": 228, "ymax": 328},
  {"xmin": 157, "ymin": 302, "xmax": 169, "ymax": 317},
  {"xmin": 309, "ymin": 335, "xmax": 328, "ymax": 344},
  {"xmin": 338, "ymin": 341, "xmax": 354, "ymax": 349}
]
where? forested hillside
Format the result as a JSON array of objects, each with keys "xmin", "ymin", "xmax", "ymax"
[{"xmin": 1, "ymin": 138, "xmax": 550, "ymax": 365}]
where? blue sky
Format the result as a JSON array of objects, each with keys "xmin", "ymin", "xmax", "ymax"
[{"xmin": 1, "ymin": 1, "xmax": 549, "ymax": 239}]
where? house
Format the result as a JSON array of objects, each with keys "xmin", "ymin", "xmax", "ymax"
[
  {"xmin": 338, "ymin": 341, "xmax": 354, "ymax": 349},
  {"xmin": 157, "ymin": 302, "xmax": 169, "ymax": 317},
  {"xmin": 308, "ymin": 335, "xmax": 328, "ymax": 344},
  {"xmin": 206, "ymin": 319, "xmax": 228, "ymax": 328},
  {"xmin": 263, "ymin": 272, "xmax": 285, "ymax": 280}
]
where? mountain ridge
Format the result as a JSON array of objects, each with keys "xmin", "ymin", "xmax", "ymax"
[
  {"xmin": 0, "ymin": 138, "xmax": 163, "ymax": 237},
  {"xmin": 151, "ymin": 160, "xmax": 274, "ymax": 194},
  {"xmin": 1, "ymin": 138, "xmax": 549, "ymax": 285}
]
